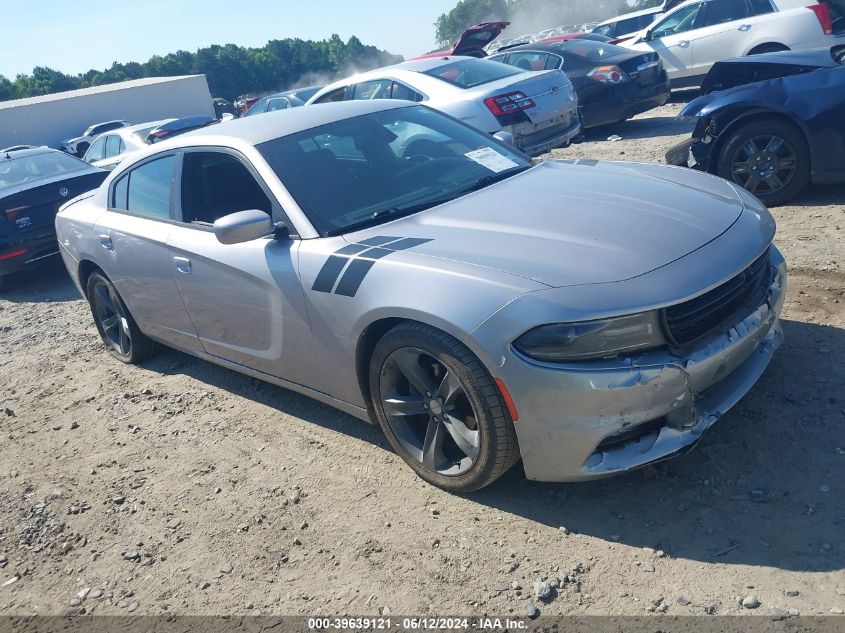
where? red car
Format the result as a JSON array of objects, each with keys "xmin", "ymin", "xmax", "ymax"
[{"xmin": 412, "ymin": 22, "xmax": 509, "ymax": 60}]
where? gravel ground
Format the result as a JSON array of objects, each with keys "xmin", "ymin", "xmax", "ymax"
[{"xmin": 1, "ymin": 98, "xmax": 844, "ymax": 619}]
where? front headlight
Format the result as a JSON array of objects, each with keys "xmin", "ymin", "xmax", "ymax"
[{"xmin": 513, "ymin": 312, "xmax": 665, "ymax": 362}]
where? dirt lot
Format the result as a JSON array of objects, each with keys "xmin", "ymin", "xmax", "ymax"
[{"xmin": 1, "ymin": 98, "xmax": 844, "ymax": 619}]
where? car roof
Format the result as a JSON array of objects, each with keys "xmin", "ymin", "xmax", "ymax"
[
  {"xmin": 162, "ymin": 100, "xmax": 412, "ymax": 147},
  {"xmin": 597, "ymin": 5, "xmax": 663, "ymax": 26},
  {"xmin": 2, "ymin": 146, "xmax": 61, "ymax": 160},
  {"xmin": 118, "ymin": 120, "xmax": 174, "ymax": 135}
]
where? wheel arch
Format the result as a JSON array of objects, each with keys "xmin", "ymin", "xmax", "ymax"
[
  {"xmin": 354, "ymin": 312, "xmax": 490, "ymax": 422},
  {"xmin": 77, "ymin": 259, "xmax": 104, "ymax": 299},
  {"xmin": 747, "ymin": 43, "xmax": 790, "ymax": 55},
  {"xmin": 705, "ymin": 108, "xmax": 811, "ymax": 174}
]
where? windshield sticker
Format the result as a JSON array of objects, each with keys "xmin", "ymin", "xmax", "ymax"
[{"xmin": 464, "ymin": 148, "xmax": 519, "ymax": 173}]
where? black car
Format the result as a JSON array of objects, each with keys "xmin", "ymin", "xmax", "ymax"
[
  {"xmin": 666, "ymin": 45, "xmax": 845, "ymax": 206},
  {"xmin": 243, "ymin": 86, "xmax": 324, "ymax": 117},
  {"xmin": 0, "ymin": 148, "xmax": 107, "ymax": 287},
  {"xmin": 489, "ymin": 40, "xmax": 671, "ymax": 128}
]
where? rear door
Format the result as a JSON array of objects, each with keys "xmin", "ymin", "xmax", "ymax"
[
  {"xmin": 93, "ymin": 153, "xmax": 201, "ymax": 352},
  {"xmin": 166, "ymin": 148, "xmax": 310, "ymax": 381},
  {"xmin": 690, "ymin": 0, "xmax": 761, "ymax": 78}
]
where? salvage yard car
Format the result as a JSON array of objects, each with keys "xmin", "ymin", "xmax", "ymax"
[
  {"xmin": 307, "ymin": 57, "xmax": 581, "ymax": 156},
  {"xmin": 83, "ymin": 120, "xmax": 174, "ymax": 171},
  {"xmin": 1, "ymin": 147, "xmax": 106, "ymax": 288},
  {"xmin": 666, "ymin": 45, "xmax": 845, "ymax": 204},
  {"xmin": 489, "ymin": 40, "xmax": 671, "ymax": 128},
  {"xmin": 61, "ymin": 120, "xmax": 129, "ymax": 157},
  {"xmin": 624, "ymin": 0, "xmax": 845, "ymax": 87},
  {"xmin": 56, "ymin": 101, "xmax": 786, "ymax": 491}
]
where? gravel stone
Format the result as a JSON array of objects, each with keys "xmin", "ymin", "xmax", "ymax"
[
  {"xmin": 521, "ymin": 600, "xmax": 539, "ymax": 618},
  {"xmin": 742, "ymin": 595, "xmax": 761, "ymax": 609}
]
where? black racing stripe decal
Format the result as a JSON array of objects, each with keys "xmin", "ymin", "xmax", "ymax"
[
  {"xmin": 334, "ymin": 248, "xmax": 394, "ymax": 297},
  {"xmin": 311, "ymin": 243, "xmax": 370, "ymax": 293},
  {"xmin": 358, "ymin": 235, "xmax": 401, "ymax": 246}
]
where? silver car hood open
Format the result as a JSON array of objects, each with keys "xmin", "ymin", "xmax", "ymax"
[{"xmin": 345, "ymin": 160, "xmax": 745, "ymax": 288}]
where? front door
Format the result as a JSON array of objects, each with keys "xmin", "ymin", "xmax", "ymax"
[
  {"xmin": 166, "ymin": 149, "xmax": 311, "ymax": 382},
  {"xmin": 632, "ymin": 1, "xmax": 704, "ymax": 83}
]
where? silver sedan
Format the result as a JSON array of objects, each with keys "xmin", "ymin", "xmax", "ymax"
[
  {"xmin": 307, "ymin": 57, "xmax": 581, "ymax": 157},
  {"xmin": 56, "ymin": 101, "xmax": 784, "ymax": 491}
]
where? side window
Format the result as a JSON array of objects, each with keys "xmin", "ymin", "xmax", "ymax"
[
  {"xmin": 508, "ymin": 52, "xmax": 551, "ymax": 71},
  {"xmin": 180, "ymin": 152, "xmax": 272, "ymax": 225},
  {"xmin": 125, "ymin": 156, "xmax": 175, "ymax": 219},
  {"xmin": 314, "ymin": 87, "xmax": 348, "ymax": 104},
  {"xmin": 488, "ymin": 53, "xmax": 508, "ymax": 63},
  {"xmin": 85, "ymin": 137, "xmax": 106, "ymax": 162},
  {"xmin": 544, "ymin": 55, "xmax": 563, "ymax": 70},
  {"xmin": 702, "ymin": 0, "xmax": 751, "ymax": 26},
  {"xmin": 389, "ymin": 82, "xmax": 424, "ymax": 102},
  {"xmin": 617, "ymin": 15, "xmax": 644, "ymax": 34},
  {"xmin": 104, "ymin": 135, "xmax": 124, "ymax": 158},
  {"xmin": 748, "ymin": 0, "xmax": 774, "ymax": 16},
  {"xmin": 351, "ymin": 79, "xmax": 393, "ymax": 100},
  {"xmin": 651, "ymin": 3, "xmax": 703, "ymax": 38},
  {"xmin": 593, "ymin": 23, "xmax": 613, "ymax": 37},
  {"xmin": 266, "ymin": 98, "xmax": 288, "ymax": 111},
  {"xmin": 112, "ymin": 174, "xmax": 129, "ymax": 210}
]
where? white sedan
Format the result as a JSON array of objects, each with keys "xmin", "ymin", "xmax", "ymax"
[
  {"xmin": 306, "ymin": 57, "xmax": 581, "ymax": 156},
  {"xmin": 82, "ymin": 120, "xmax": 173, "ymax": 171}
]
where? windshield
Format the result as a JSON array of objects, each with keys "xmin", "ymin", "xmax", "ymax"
[
  {"xmin": 420, "ymin": 58, "xmax": 525, "ymax": 88},
  {"xmin": 258, "ymin": 105, "xmax": 531, "ymax": 236},
  {"xmin": 0, "ymin": 152, "xmax": 88, "ymax": 189},
  {"xmin": 561, "ymin": 41, "xmax": 632, "ymax": 61}
]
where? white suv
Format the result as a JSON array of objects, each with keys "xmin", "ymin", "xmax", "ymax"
[{"xmin": 624, "ymin": 0, "xmax": 844, "ymax": 86}]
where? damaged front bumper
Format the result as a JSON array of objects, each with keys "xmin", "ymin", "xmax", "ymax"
[{"xmin": 496, "ymin": 247, "xmax": 786, "ymax": 482}]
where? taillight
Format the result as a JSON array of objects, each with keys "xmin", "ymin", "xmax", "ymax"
[
  {"xmin": 0, "ymin": 248, "xmax": 27, "ymax": 261},
  {"xmin": 588, "ymin": 65, "xmax": 629, "ymax": 84},
  {"xmin": 3, "ymin": 206, "xmax": 29, "ymax": 222},
  {"xmin": 809, "ymin": 3, "xmax": 833, "ymax": 35},
  {"xmin": 484, "ymin": 91, "xmax": 536, "ymax": 117}
]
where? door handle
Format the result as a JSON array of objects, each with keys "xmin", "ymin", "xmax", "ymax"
[
  {"xmin": 174, "ymin": 256, "xmax": 192, "ymax": 274},
  {"xmin": 98, "ymin": 235, "xmax": 113, "ymax": 251},
  {"xmin": 678, "ymin": 40, "xmax": 690, "ymax": 47},
  {"xmin": 738, "ymin": 24, "xmax": 752, "ymax": 32}
]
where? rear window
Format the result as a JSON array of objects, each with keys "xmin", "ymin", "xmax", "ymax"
[
  {"xmin": 420, "ymin": 59, "xmax": 524, "ymax": 88},
  {"xmin": 0, "ymin": 152, "xmax": 88, "ymax": 189},
  {"xmin": 561, "ymin": 41, "xmax": 633, "ymax": 61}
]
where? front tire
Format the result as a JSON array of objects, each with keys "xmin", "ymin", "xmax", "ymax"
[
  {"xmin": 86, "ymin": 271, "xmax": 155, "ymax": 364},
  {"xmin": 716, "ymin": 118, "xmax": 809, "ymax": 206},
  {"xmin": 369, "ymin": 322, "xmax": 519, "ymax": 492}
]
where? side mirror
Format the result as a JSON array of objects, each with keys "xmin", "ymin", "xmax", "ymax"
[
  {"xmin": 213, "ymin": 209, "xmax": 274, "ymax": 245},
  {"xmin": 493, "ymin": 131, "xmax": 515, "ymax": 146}
]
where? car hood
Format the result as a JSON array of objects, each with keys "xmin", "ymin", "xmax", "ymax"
[{"xmin": 344, "ymin": 160, "xmax": 745, "ymax": 288}]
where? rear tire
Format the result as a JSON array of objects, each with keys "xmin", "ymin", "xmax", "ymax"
[
  {"xmin": 716, "ymin": 118, "xmax": 810, "ymax": 206},
  {"xmin": 86, "ymin": 271, "xmax": 155, "ymax": 364},
  {"xmin": 369, "ymin": 322, "xmax": 519, "ymax": 492}
]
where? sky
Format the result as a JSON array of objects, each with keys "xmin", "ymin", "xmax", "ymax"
[{"xmin": 1, "ymin": 0, "xmax": 458, "ymax": 78}]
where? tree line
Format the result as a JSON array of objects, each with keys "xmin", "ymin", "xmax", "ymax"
[
  {"xmin": 434, "ymin": 0, "xmax": 663, "ymax": 47},
  {"xmin": 0, "ymin": 35, "xmax": 402, "ymax": 103}
]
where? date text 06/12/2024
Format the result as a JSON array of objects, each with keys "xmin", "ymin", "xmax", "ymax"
[{"xmin": 307, "ymin": 618, "xmax": 528, "ymax": 630}]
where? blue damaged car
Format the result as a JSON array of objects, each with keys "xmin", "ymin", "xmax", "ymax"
[{"xmin": 667, "ymin": 44, "xmax": 845, "ymax": 205}]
